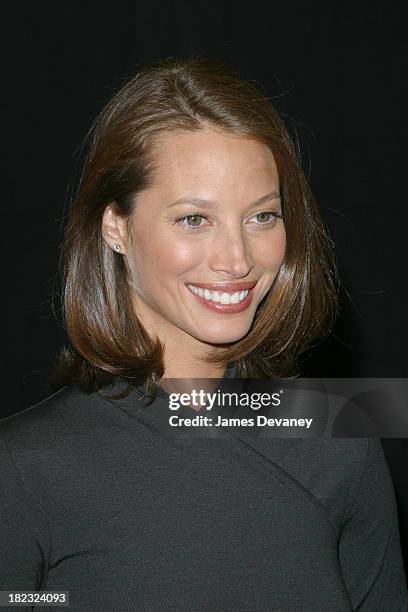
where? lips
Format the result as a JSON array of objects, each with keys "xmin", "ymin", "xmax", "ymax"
[
  {"xmin": 186, "ymin": 281, "xmax": 255, "ymax": 313},
  {"xmin": 185, "ymin": 280, "xmax": 258, "ymax": 293}
]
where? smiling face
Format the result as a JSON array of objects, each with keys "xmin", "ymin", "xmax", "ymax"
[{"xmin": 103, "ymin": 126, "xmax": 286, "ymax": 363}]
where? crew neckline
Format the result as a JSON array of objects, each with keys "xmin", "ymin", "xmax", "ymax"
[
  {"xmin": 155, "ymin": 362, "xmax": 237, "ymax": 401},
  {"xmin": 100, "ymin": 362, "xmax": 238, "ymax": 419}
]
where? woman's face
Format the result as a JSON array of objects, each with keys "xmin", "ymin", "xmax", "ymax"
[{"xmin": 110, "ymin": 127, "xmax": 286, "ymax": 354}]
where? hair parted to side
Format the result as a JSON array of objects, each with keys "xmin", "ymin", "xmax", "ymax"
[{"xmin": 50, "ymin": 55, "xmax": 340, "ymax": 404}]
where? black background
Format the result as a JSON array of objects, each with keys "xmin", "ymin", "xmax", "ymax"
[{"xmin": 3, "ymin": 1, "xmax": 407, "ymax": 567}]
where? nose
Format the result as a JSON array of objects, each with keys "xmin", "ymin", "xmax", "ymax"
[{"xmin": 208, "ymin": 223, "xmax": 254, "ymax": 278}]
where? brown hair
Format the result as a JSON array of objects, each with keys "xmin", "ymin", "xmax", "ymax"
[{"xmin": 50, "ymin": 56, "xmax": 340, "ymax": 404}]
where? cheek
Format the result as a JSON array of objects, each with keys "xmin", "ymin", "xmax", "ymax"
[
  {"xmin": 133, "ymin": 233, "xmax": 203, "ymax": 283},
  {"xmin": 257, "ymin": 228, "xmax": 287, "ymax": 269}
]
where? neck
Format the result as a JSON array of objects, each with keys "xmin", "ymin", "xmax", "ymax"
[
  {"xmin": 131, "ymin": 292, "xmax": 229, "ymax": 378},
  {"xmin": 161, "ymin": 342, "xmax": 227, "ymax": 380}
]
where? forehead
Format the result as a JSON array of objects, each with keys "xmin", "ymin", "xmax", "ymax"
[{"xmin": 148, "ymin": 127, "xmax": 279, "ymax": 194}]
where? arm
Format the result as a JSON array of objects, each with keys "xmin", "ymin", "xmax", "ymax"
[
  {"xmin": 338, "ymin": 437, "xmax": 408, "ymax": 610},
  {"xmin": 0, "ymin": 432, "xmax": 48, "ymax": 600}
]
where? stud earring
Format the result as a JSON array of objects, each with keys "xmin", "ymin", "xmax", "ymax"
[{"xmin": 113, "ymin": 244, "xmax": 121, "ymax": 253}]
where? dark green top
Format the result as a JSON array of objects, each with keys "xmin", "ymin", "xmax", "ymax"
[{"xmin": 0, "ymin": 369, "xmax": 407, "ymax": 611}]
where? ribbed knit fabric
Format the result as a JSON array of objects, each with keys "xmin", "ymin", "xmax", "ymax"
[{"xmin": 1, "ymin": 368, "xmax": 407, "ymax": 611}]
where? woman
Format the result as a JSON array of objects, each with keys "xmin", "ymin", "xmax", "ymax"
[{"xmin": 1, "ymin": 57, "xmax": 407, "ymax": 611}]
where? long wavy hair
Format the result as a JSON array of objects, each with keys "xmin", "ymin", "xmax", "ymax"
[{"xmin": 50, "ymin": 56, "xmax": 340, "ymax": 404}]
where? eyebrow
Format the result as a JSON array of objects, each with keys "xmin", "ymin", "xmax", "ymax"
[{"xmin": 166, "ymin": 190, "xmax": 281, "ymax": 210}]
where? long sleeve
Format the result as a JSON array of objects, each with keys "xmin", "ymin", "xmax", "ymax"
[
  {"xmin": 338, "ymin": 437, "xmax": 408, "ymax": 610},
  {"xmin": 1, "ymin": 385, "xmax": 407, "ymax": 610},
  {"xmin": 0, "ymin": 432, "xmax": 48, "ymax": 596}
]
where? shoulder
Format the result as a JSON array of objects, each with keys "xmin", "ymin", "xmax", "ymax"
[
  {"xmin": 0, "ymin": 384, "xmax": 111, "ymax": 451},
  {"xmin": 0, "ymin": 383, "xmax": 130, "ymax": 508},
  {"xmin": 256, "ymin": 436, "xmax": 371, "ymax": 487},
  {"xmin": 252, "ymin": 436, "xmax": 385, "ymax": 536}
]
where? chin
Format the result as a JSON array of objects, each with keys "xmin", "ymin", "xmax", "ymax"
[{"xmin": 196, "ymin": 325, "xmax": 252, "ymax": 345}]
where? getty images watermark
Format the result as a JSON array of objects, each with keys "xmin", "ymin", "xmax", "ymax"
[
  {"xmin": 167, "ymin": 388, "xmax": 313, "ymax": 430},
  {"xmin": 156, "ymin": 378, "xmax": 408, "ymax": 438}
]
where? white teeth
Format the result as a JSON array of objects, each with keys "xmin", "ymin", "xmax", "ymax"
[{"xmin": 187, "ymin": 284, "xmax": 249, "ymax": 304}]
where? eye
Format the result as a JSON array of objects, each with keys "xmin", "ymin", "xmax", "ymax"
[
  {"xmin": 176, "ymin": 213, "xmax": 209, "ymax": 231},
  {"xmin": 175, "ymin": 210, "xmax": 284, "ymax": 233},
  {"xmin": 248, "ymin": 210, "xmax": 283, "ymax": 229}
]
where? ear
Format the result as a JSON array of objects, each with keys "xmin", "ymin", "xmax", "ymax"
[{"xmin": 101, "ymin": 203, "xmax": 129, "ymax": 254}]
